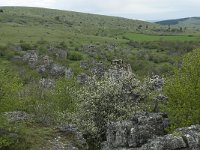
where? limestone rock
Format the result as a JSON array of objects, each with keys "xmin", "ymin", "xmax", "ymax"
[
  {"xmin": 91, "ymin": 63, "xmax": 105, "ymax": 77},
  {"xmin": 65, "ymin": 68, "xmax": 73, "ymax": 78},
  {"xmin": 56, "ymin": 124, "xmax": 88, "ymax": 150},
  {"xmin": 11, "ymin": 56, "xmax": 22, "ymax": 62},
  {"xmin": 49, "ymin": 47, "xmax": 67, "ymax": 59},
  {"xmin": 50, "ymin": 64, "xmax": 66, "ymax": 76},
  {"xmin": 176, "ymin": 124, "xmax": 200, "ymax": 150},
  {"xmin": 141, "ymin": 134, "xmax": 186, "ymax": 150},
  {"xmin": 102, "ymin": 112, "xmax": 168, "ymax": 150},
  {"xmin": 77, "ymin": 73, "xmax": 89, "ymax": 84},
  {"xmin": 23, "ymin": 50, "xmax": 38, "ymax": 67},
  {"xmin": 4, "ymin": 111, "xmax": 32, "ymax": 122},
  {"xmin": 39, "ymin": 78, "xmax": 55, "ymax": 89},
  {"xmin": 80, "ymin": 61, "xmax": 89, "ymax": 69}
]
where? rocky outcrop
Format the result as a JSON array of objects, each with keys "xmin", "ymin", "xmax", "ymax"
[
  {"xmin": 39, "ymin": 78, "xmax": 55, "ymax": 89},
  {"xmin": 65, "ymin": 68, "xmax": 73, "ymax": 78},
  {"xmin": 49, "ymin": 124, "xmax": 88, "ymax": 150},
  {"xmin": 141, "ymin": 125, "xmax": 200, "ymax": 150},
  {"xmin": 102, "ymin": 112, "xmax": 168, "ymax": 150},
  {"xmin": 141, "ymin": 134, "xmax": 186, "ymax": 150},
  {"xmin": 77, "ymin": 73, "xmax": 90, "ymax": 84},
  {"xmin": 4, "ymin": 111, "xmax": 32, "ymax": 122},
  {"xmin": 50, "ymin": 64, "xmax": 66, "ymax": 76},
  {"xmin": 91, "ymin": 63, "xmax": 105, "ymax": 77},
  {"xmin": 102, "ymin": 112, "xmax": 200, "ymax": 150},
  {"xmin": 22, "ymin": 51, "xmax": 73, "ymax": 78},
  {"xmin": 80, "ymin": 61, "xmax": 89, "ymax": 69},
  {"xmin": 48, "ymin": 47, "xmax": 67, "ymax": 59},
  {"xmin": 11, "ymin": 55, "xmax": 22, "ymax": 62},
  {"xmin": 23, "ymin": 50, "xmax": 38, "ymax": 67}
]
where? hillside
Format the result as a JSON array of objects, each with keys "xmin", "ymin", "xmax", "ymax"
[
  {"xmin": 0, "ymin": 7, "xmax": 199, "ymax": 75},
  {"xmin": 0, "ymin": 6, "xmax": 157, "ymax": 45},
  {"xmin": 0, "ymin": 6, "xmax": 200, "ymax": 150},
  {"xmin": 156, "ymin": 17, "xmax": 200, "ymax": 29}
]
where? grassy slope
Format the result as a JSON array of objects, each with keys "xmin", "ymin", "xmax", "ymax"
[
  {"xmin": 0, "ymin": 7, "xmax": 199, "ymax": 45},
  {"xmin": 0, "ymin": 6, "xmax": 200, "ymax": 76},
  {"xmin": 124, "ymin": 32, "xmax": 200, "ymax": 41},
  {"xmin": 0, "ymin": 6, "xmax": 157, "ymax": 45}
]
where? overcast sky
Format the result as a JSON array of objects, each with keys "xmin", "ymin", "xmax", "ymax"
[{"xmin": 0, "ymin": 0, "xmax": 200, "ymax": 21}]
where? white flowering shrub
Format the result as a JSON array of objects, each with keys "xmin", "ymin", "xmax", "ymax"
[{"xmin": 70, "ymin": 73, "xmax": 163, "ymax": 147}]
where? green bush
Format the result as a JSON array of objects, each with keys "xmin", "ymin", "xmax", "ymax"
[
  {"xmin": 20, "ymin": 41, "xmax": 32, "ymax": 51},
  {"xmin": 0, "ymin": 136, "xmax": 13, "ymax": 149},
  {"xmin": 68, "ymin": 51, "xmax": 83, "ymax": 61},
  {"xmin": 163, "ymin": 49, "xmax": 200, "ymax": 131}
]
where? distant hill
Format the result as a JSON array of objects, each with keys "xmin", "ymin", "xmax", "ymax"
[
  {"xmin": 156, "ymin": 17, "xmax": 200, "ymax": 27},
  {"xmin": 0, "ymin": 6, "xmax": 163, "ymax": 46}
]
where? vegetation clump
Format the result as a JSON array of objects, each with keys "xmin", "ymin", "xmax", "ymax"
[{"xmin": 163, "ymin": 49, "xmax": 200, "ymax": 131}]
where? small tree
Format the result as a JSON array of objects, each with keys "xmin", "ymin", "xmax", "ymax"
[
  {"xmin": 163, "ymin": 49, "xmax": 200, "ymax": 131},
  {"xmin": 70, "ymin": 72, "xmax": 162, "ymax": 147}
]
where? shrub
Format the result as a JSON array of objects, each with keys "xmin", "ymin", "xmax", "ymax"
[
  {"xmin": 19, "ymin": 41, "xmax": 32, "ymax": 51},
  {"xmin": 163, "ymin": 49, "xmax": 200, "ymax": 131},
  {"xmin": 70, "ymin": 73, "xmax": 162, "ymax": 147},
  {"xmin": 68, "ymin": 51, "xmax": 83, "ymax": 61}
]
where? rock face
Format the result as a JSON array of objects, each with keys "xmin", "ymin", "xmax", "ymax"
[
  {"xmin": 102, "ymin": 112, "xmax": 200, "ymax": 150},
  {"xmin": 102, "ymin": 112, "xmax": 168, "ymax": 150}
]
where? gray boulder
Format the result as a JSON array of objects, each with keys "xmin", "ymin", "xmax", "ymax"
[
  {"xmin": 77, "ymin": 73, "xmax": 89, "ymax": 84},
  {"xmin": 103, "ymin": 112, "xmax": 168, "ymax": 149},
  {"xmin": 176, "ymin": 124, "xmax": 200, "ymax": 149},
  {"xmin": 91, "ymin": 63, "xmax": 105, "ymax": 77},
  {"xmin": 11, "ymin": 56, "xmax": 22, "ymax": 62},
  {"xmin": 149, "ymin": 75, "xmax": 164, "ymax": 91},
  {"xmin": 141, "ymin": 124, "xmax": 200, "ymax": 150},
  {"xmin": 4, "ymin": 111, "xmax": 32, "ymax": 122},
  {"xmin": 37, "ymin": 64, "xmax": 47, "ymax": 74},
  {"xmin": 141, "ymin": 134, "xmax": 186, "ymax": 150},
  {"xmin": 49, "ymin": 47, "xmax": 67, "ymax": 59},
  {"xmin": 65, "ymin": 68, "xmax": 73, "ymax": 78},
  {"xmin": 80, "ymin": 61, "xmax": 89, "ymax": 69},
  {"xmin": 50, "ymin": 64, "xmax": 66, "ymax": 76},
  {"xmin": 39, "ymin": 78, "xmax": 55, "ymax": 89},
  {"xmin": 57, "ymin": 124, "xmax": 88, "ymax": 150},
  {"xmin": 23, "ymin": 50, "xmax": 38, "ymax": 67}
]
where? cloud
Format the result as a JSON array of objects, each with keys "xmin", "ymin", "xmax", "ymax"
[
  {"xmin": 0, "ymin": 0, "xmax": 199, "ymax": 20},
  {"xmin": 0, "ymin": 0, "xmax": 57, "ymax": 8}
]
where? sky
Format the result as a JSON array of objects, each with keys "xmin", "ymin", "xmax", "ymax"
[{"xmin": 0, "ymin": 0, "xmax": 200, "ymax": 21}]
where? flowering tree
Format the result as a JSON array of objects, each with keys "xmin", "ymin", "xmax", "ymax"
[{"xmin": 71, "ymin": 71, "xmax": 164, "ymax": 147}]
